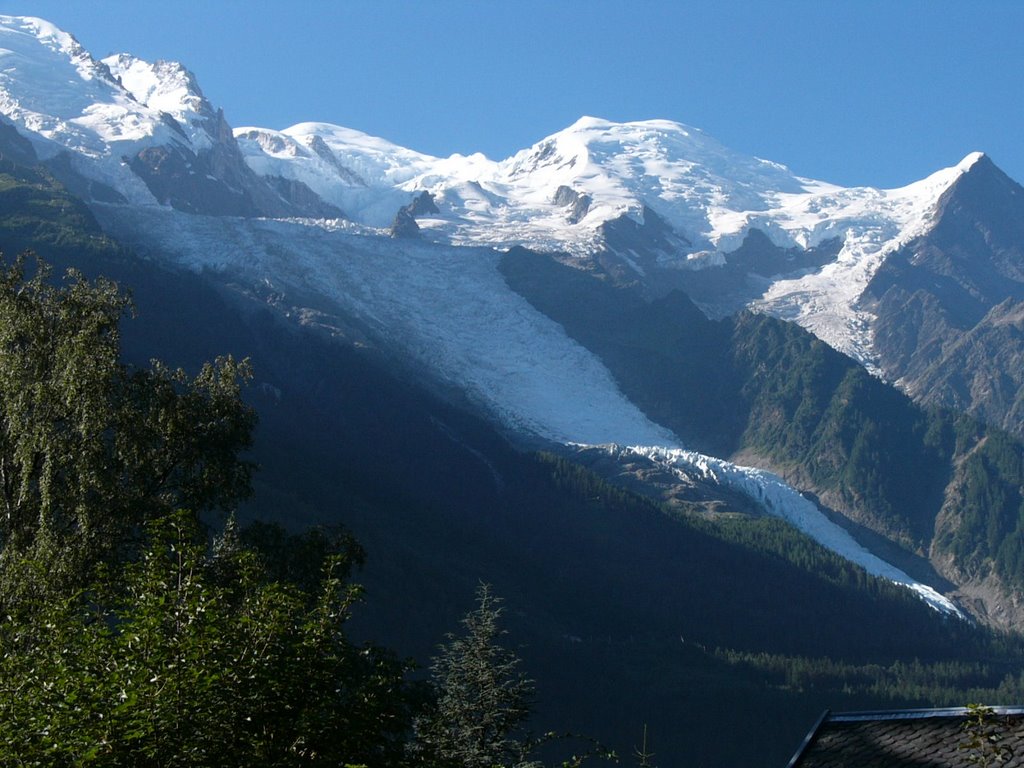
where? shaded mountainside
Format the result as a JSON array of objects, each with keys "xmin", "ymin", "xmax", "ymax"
[
  {"xmin": 7, "ymin": 136, "xmax": 1024, "ymax": 767},
  {"xmin": 500, "ymin": 246, "xmax": 1024, "ymax": 621},
  {"xmin": 863, "ymin": 155, "xmax": 1024, "ymax": 437}
]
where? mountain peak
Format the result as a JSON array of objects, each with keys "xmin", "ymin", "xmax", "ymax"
[
  {"xmin": 0, "ymin": 15, "xmax": 88, "ymax": 58},
  {"xmin": 563, "ymin": 115, "xmax": 699, "ymax": 137},
  {"xmin": 103, "ymin": 54, "xmax": 216, "ymax": 148},
  {"xmin": 958, "ymin": 150, "xmax": 987, "ymax": 171}
]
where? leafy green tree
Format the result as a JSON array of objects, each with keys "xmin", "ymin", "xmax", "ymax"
[
  {"xmin": 0, "ymin": 510, "xmax": 423, "ymax": 767},
  {"xmin": 0, "ymin": 253, "xmax": 255, "ymax": 600}
]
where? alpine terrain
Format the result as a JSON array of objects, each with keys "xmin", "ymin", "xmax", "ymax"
[{"xmin": 2, "ymin": 15, "xmax": 1024, "ymax": 767}]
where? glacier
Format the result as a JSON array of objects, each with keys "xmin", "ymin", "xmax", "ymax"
[
  {"xmin": 0, "ymin": 13, "xmax": 972, "ymax": 616},
  {"xmin": 94, "ymin": 204, "xmax": 964, "ymax": 617}
]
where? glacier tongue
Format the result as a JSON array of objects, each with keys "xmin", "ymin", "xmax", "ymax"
[
  {"xmin": 626, "ymin": 446, "xmax": 964, "ymax": 618},
  {"xmin": 93, "ymin": 203, "xmax": 962, "ymax": 617}
]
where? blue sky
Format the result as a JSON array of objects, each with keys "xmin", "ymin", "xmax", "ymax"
[{"xmin": 3, "ymin": 1, "xmax": 1022, "ymax": 188}]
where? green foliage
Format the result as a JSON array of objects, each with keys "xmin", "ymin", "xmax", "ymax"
[
  {"xmin": 940, "ymin": 428, "xmax": 1024, "ymax": 588},
  {"xmin": 0, "ymin": 252, "xmax": 425, "ymax": 765},
  {"xmin": 0, "ymin": 511, "xmax": 421, "ymax": 767},
  {"xmin": 0, "ymin": 253, "xmax": 255, "ymax": 599},
  {"xmin": 960, "ymin": 704, "xmax": 1014, "ymax": 767},
  {"xmin": 716, "ymin": 650, "xmax": 1024, "ymax": 707},
  {"xmin": 414, "ymin": 583, "xmax": 615, "ymax": 768},
  {"xmin": 415, "ymin": 583, "xmax": 536, "ymax": 768},
  {"xmin": 503, "ymin": 246, "xmax": 1024, "ymax": 599},
  {"xmin": 0, "ymin": 155, "xmax": 120, "ymax": 260},
  {"xmin": 730, "ymin": 313, "xmax": 951, "ymax": 548}
]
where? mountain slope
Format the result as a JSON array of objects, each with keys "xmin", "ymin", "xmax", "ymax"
[
  {"xmin": 0, "ymin": 16, "xmax": 337, "ymax": 218},
  {"xmin": 3, "ymin": 143, "xmax": 1022, "ymax": 768},
  {"xmin": 863, "ymin": 155, "xmax": 1024, "ymax": 436},
  {"xmin": 0, "ymin": 133, "xmax": 1011, "ymax": 765},
  {"xmin": 0, "ymin": 14, "xmax": 1004, "ymax": 616},
  {"xmin": 500, "ymin": 246, "xmax": 1024, "ymax": 621}
]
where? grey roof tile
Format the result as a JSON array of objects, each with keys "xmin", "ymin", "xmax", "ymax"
[{"xmin": 788, "ymin": 707, "xmax": 1024, "ymax": 767}]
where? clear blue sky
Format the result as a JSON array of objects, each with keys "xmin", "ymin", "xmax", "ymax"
[{"xmin": 2, "ymin": 0, "xmax": 1022, "ymax": 188}]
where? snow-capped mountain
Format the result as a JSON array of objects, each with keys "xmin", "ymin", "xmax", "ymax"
[
  {"xmin": 234, "ymin": 116, "xmax": 986, "ymax": 372},
  {"xmin": 3, "ymin": 15, "xmax": 1024, "ymax": 622},
  {"xmin": 0, "ymin": 16, "xmax": 339, "ymax": 218},
  {"xmin": 237, "ymin": 125, "xmax": 1001, "ymax": 383},
  {"xmin": 0, "ymin": 16, "xmax": 986, "ymax": 371}
]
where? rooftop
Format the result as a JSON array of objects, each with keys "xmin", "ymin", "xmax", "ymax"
[{"xmin": 787, "ymin": 706, "xmax": 1024, "ymax": 767}]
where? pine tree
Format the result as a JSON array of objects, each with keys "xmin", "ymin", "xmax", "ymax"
[{"xmin": 416, "ymin": 583, "xmax": 535, "ymax": 768}]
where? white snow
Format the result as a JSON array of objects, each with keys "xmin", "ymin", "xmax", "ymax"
[
  {"xmin": 93, "ymin": 205, "xmax": 680, "ymax": 447},
  {"xmin": 103, "ymin": 54, "xmax": 215, "ymax": 150},
  {"xmin": 0, "ymin": 17, "xmax": 232, "ymax": 205},
  {"xmin": 230, "ymin": 114, "xmax": 976, "ymax": 370},
  {"xmin": 0, "ymin": 13, "xmax": 968, "ymax": 617}
]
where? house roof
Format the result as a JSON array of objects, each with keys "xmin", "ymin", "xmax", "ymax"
[{"xmin": 787, "ymin": 706, "xmax": 1024, "ymax": 767}]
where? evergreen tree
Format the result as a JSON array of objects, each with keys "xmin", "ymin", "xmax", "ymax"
[{"xmin": 416, "ymin": 583, "xmax": 535, "ymax": 768}]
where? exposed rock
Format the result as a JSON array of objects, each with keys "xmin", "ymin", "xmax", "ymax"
[
  {"xmin": 406, "ymin": 190, "xmax": 439, "ymax": 217},
  {"xmin": 44, "ymin": 152, "xmax": 127, "ymax": 204},
  {"xmin": 390, "ymin": 206, "xmax": 420, "ymax": 238},
  {"xmin": 567, "ymin": 443, "xmax": 764, "ymax": 516},
  {"xmin": 676, "ymin": 229, "xmax": 842, "ymax": 317},
  {"xmin": 0, "ymin": 117, "xmax": 37, "ymax": 168},
  {"xmin": 263, "ymin": 175, "xmax": 345, "ymax": 219},
  {"xmin": 389, "ymin": 191, "xmax": 439, "ymax": 238},
  {"xmin": 304, "ymin": 134, "xmax": 366, "ymax": 186},
  {"xmin": 861, "ymin": 155, "xmax": 1024, "ymax": 436},
  {"xmin": 593, "ymin": 205, "xmax": 692, "ymax": 286},
  {"xmin": 552, "ymin": 184, "xmax": 591, "ymax": 224}
]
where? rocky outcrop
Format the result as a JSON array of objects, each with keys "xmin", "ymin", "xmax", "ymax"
[
  {"xmin": 389, "ymin": 191, "xmax": 439, "ymax": 238},
  {"xmin": 552, "ymin": 185, "xmax": 591, "ymax": 224},
  {"xmin": 675, "ymin": 228, "xmax": 843, "ymax": 317},
  {"xmin": 405, "ymin": 190, "xmax": 439, "ymax": 217},
  {"xmin": 263, "ymin": 175, "xmax": 345, "ymax": 219},
  {"xmin": 390, "ymin": 207, "xmax": 420, "ymax": 238}
]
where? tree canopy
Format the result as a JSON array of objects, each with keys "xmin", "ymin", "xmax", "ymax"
[{"xmin": 0, "ymin": 253, "xmax": 255, "ymax": 599}]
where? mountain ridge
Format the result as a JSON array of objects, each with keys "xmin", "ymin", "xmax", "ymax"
[{"xmin": 1, "ymin": 14, "xmax": 1023, "ymax": 623}]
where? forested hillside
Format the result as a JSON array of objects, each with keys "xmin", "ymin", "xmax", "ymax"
[
  {"xmin": 501, "ymin": 247, "xmax": 1024, "ymax": 619},
  {"xmin": 1, "ymin": 140, "xmax": 1024, "ymax": 766}
]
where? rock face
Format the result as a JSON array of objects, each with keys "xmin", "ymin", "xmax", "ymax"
[
  {"xmin": 389, "ymin": 191, "xmax": 439, "ymax": 238},
  {"xmin": 390, "ymin": 207, "xmax": 421, "ymax": 238},
  {"xmin": 861, "ymin": 155, "xmax": 1024, "ymax": 436},
  {"xmin": 552, "ymin": 185, "xmax": 591, "ymax": 224},
  {"xmin": 594, "ymin": 206, "xmax": 693, "ymax": 285},
  {"xmin": 406, "ymin": 190, "xmax": 439, "ymax": 217},
  {"xmin": 125, "ymin": 99, "xmax": 332, "ymax": 218}
]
